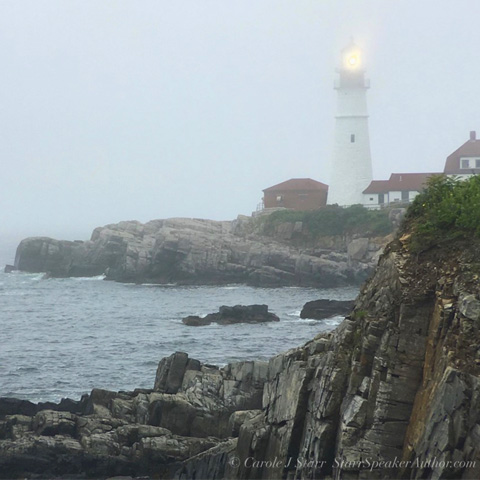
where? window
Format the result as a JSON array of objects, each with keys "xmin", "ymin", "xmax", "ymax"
[
  {"xmin": 276, "ymin": 195, "xmax": 283, "ymax": 202},
  {"xmin": 461, "ymin": 159, "xmax": 470, "ymax": 169},
  {"xmin": 476, "ymin": 159, "xmax": 480, "ymax": 168},
  {"xmin": 369, "ymin": 197, "xmax": 374, "ymax": 201},
  {"xmin": 350, "ymin": 134, "xmax": 355, "ymax": 143},
  {"xmin": 401, "ymin": 191, "xmax": 409, "ymax": 201}
]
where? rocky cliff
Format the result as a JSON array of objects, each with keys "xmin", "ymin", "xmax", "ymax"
[
  {"xmin": 2, "ymin": 216, "xmax": 480, "ymax": 478},
  {"xmin": 13, "ymin": 217, "xmax": 386, "ymax": 286}
]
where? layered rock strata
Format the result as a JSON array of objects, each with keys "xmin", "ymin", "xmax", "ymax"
[
  {"xmin": 12, "ymin": 217, "xmax": 384, "ymax": 286},
  {"xmin": 0, "ymin": 353, "xmax": 266, "ymax": 479}
]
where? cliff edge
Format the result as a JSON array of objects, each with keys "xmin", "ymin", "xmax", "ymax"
[{"xmin": 12, "ymin": 215, "xmax": 388, "ymax": 287}]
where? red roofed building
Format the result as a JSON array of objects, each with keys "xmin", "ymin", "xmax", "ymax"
[
  {"xmin": 362, "ymin": 172, "xmax": 441, "ymax": 209},
  {"xmin": 262, "ymin": 178, "xmax": 328, "ymax": 211},
  {"xmin": 444, "ymin": 131, "xmax": 480, "ymax": 177}
]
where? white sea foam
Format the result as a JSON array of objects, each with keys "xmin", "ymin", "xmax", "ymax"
[{"xmin": 72, "ymin": 275, "xmax": 106, "ymax": 281}]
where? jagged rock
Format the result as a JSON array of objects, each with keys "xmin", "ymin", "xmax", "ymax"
[
  {"xmin": 4, "ymin": 264, "xmax": 14, "ymax": 273},
  {"xmin": 13, "ymin": 217, "xmax": 384, "ymax": 286},
  {"xmin": 0, "ymin": 395, "xmax": 89, "ymax": 419},
  {"xmin": 300, "ymin": 298, "xmax": 354, "ymax": 319},
  {"xmin": 229, "ymin": 410, "xmax": 263, "ymax": 437},
  {"xmin": 182, "ymin": 305, "xmax": 280, "ymax": 326},
  {"xmin": 32, "ymin": 410, "xmax": 76, "ymax": 437},
  {"xmin": 0, "ymin": 398, "xmax": 38, "ymax": 418},
  {"xmin": 154, "ymin": 352, "xmax": 196, "ymax": 393}
]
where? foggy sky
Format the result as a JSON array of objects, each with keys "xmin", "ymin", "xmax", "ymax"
[{"xmin": 1, "ymin": 0, "xmax": 479, "ymax": 255}]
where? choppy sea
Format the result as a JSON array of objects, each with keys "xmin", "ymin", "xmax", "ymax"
[{"xmin": 0, "ymin": 266, "xmax": 357, "ymax": 403}]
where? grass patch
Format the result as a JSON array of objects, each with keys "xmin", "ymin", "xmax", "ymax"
[{"xmin": 260, "ymin": 205, "xmax": 393, "ymax": 237}]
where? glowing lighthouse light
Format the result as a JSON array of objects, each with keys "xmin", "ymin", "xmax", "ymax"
[{"xmin": 343, "ymin": 47, "xmax": 362, "ymax": 70}]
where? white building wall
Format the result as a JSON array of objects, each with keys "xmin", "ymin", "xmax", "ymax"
[
  {"xmin": 388, "ymin": 191, "xmax": 402, "ymax": 203},
  {"xmin": 363, "ymin": 193, "xmax": 380, "ymax": 209},
  {"xmin": 328, "ymin": 83, "xmax": 373, "ymax": 206},
  {"xmin": 409, "ymin": 191, "xmax": 419, "ymax": 201}
]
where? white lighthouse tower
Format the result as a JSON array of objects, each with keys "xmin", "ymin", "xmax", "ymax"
[{"xmin": 328, "ymin": 41, "xmax": 373, "ymax": 206}]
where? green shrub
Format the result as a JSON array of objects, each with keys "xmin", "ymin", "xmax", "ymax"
[
  {"xmin": 407, "ymin": 174, "xmax": 480, "ymax": 251},
  {"xmin": 260, "ymin": 204, "xmax": 393, "ymax": 238}
]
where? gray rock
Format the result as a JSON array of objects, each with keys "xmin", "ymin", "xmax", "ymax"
[
  {"xmin": 300, "ymin": 298, "xmax": 354, "ymax": 319},
  {"xmin": 14, "ymin": 217, "xmax": 383, "ymax": 287},
  {"xmin": 459, "ymin": 294, "xmax": 480, "ymax": 321},
  {"xmin": 347, "ymin": 237, "xmax": 370, "ymax": 261},
  {"xmin": 182, "ymin": 304, "xmax": 280, "ymax": 326},
  {"xmin": 154, "ymin": 352, "xmax": 192, "ymax": 394}
]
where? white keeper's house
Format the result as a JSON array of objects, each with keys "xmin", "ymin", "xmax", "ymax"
[
  {"xmin": 362, "ymin": 131, "xmax": 480, "ymax": 209},
  {"xmin": 362, "ymin": 172, "xmax": 441, "ymax": 209},
  {"xmin": 444, "ymin": 130, "xmax": 480, "ymax": 178}
]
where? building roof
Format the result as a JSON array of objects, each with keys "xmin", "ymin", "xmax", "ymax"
[
  {"xmin": 363, "ymin": 172, "xmax": 442, "ymax": 194},
  {"xmin": 263, "ymin": 178, "xmax": 328, "ymax": 193},
  {"xmin": 444, "ymin": 131, "xmax": 480, "ymax": 174},
  {"xmin": 362, "ymin": 180, "xmax": 391, "ymax": 194}
]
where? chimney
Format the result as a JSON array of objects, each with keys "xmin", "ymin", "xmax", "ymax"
[{"xmin": 470, "ymin": 130, "xmax": 476, "ymax": 141}]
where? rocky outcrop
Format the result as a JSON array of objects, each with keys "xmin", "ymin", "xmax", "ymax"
[
  {"xmin": 0, "ymin": 353, "xmax": 267, "ymax": 479},
  {"xmin": 182, "ymin": 305, "xmax": 280, "ymax": 326},
  {"xmin": 300, "ymin": 299, "xmax": 354, "ymax": 319},
  {"xmin": 214, "ymin": 232, "xmax": 480, "ymax": 479},
  {"xmin": 5, "ymin": 219, "xmax": 480, "ymax": 478},
  {"xmin": 13, "ymin": 217, "xmax": 385, "ymax": 287}
]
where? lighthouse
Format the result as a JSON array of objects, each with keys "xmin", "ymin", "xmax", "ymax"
[{"xmin": 328, "ymin": 41, "xmax": 373, "ymax": 206}]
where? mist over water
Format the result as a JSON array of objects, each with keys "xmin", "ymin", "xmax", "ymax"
[{"xmin": 1, "ymin": 270, "xmax": 357, "ymax": 403}]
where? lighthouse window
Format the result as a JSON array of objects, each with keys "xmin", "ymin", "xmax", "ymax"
[{"xmin": 350, "ymin": 134, "xmax": 355, "ymax": 143}]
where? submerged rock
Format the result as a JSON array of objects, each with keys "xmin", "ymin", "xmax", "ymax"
[{"xmin": 182, "ymin": 304, "xmax": 280, "ymax": 326}]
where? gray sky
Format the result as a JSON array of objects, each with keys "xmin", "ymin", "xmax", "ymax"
[{"xmin": 1, "ymin": 0, "xmax": 479, "ymax": 252}]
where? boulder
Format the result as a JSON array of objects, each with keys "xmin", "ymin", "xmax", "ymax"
[
  {"xmin": 300, "ymin": 299, "xmax": 354, "ymax": 319},
  {"xmin": 347, "ymin": 237, "xmax": 370, "ymax": 261},
  {"xmin": 459, "ymin": 294, "xmax": 480, "ymax": 322},
  {"xmin": 182, "ymin": 304, "xmax": 279, "ymax": 326}
]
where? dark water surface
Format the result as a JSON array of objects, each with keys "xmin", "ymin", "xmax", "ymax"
[{"xmin": 0, "ymin": 270, "xmax": 357, "ymax": 402}]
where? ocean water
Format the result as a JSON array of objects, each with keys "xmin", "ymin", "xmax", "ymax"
[{"xmin": 0, "ymin": 270, "xmax": 358, "ymax": 403}]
